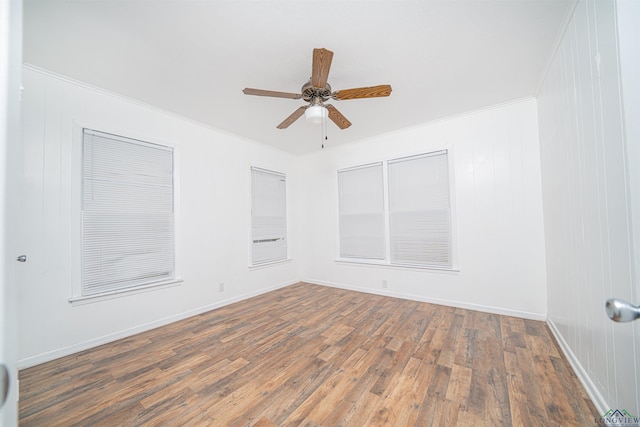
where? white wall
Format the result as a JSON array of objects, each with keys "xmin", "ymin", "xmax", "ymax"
[
  {"xmin": 537, "ymin": 0, "xmax": 639, "ymax": 415},
  {"xmin": 296, "ymin": 99, "xmax": 548, "ymax": 320},
  {"xmin": 18, "ymin": 67, "xmax": 300, "ymax": 367}
]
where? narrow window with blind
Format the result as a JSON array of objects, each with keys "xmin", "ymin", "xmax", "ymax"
[
  {"xmin": 337, "ymin": 163, "xmax": 386, "ymax": 260},
  {"xmin": 251, "ymin": 167, "xmax": 287, "ymax": 265},
  {"xmin": 388, "ymin": 151, "xmax": 452, "ymax": 268},
  {"xmin": 81, "ymin": 128, "xmax": 175, "ymax": 297}
]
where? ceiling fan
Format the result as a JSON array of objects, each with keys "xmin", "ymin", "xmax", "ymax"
[{"xmin": 242, "ymin": 48, "xmax": 392, "ymax": 130}]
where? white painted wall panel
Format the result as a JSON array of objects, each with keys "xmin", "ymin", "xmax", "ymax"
[
  {"xmin": 537, "ymin": 0, "xmax": 639, "ymax": 414},
  {"xmin": 18, "ymin": 67, "xmax": 299, "ymax": 366},
  {"xmin": 296, "ymin": 99, "xmax": 548, "ymax": 319},
  {"xmin": 617, "ymin": 0, "xmax": 640, "ymax": 411}
]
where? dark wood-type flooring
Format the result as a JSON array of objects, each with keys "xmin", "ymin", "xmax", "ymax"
[{"xmin": 19, "ymin": 282, "xmax": 598, "ymax": 426}]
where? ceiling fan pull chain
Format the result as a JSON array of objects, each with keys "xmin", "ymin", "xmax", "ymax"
[{"xmin": 321, "ymin": 111, "xmax": 328, "ymax": 149}]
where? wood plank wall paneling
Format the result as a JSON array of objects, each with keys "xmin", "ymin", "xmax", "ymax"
[
  {"xmin": 537, "ymin": 0, "xmax": 639, "ymax": 414},
  {"xmin": 19, "ymin": 283, "xmax": 597, "ymax": 426}
]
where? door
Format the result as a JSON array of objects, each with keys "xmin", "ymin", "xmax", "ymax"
[
  {"xmin": 0, "ymin": 0, "xmax": 22, "ymax": 426},
  {"xmin": 617, "ymin": 0, "xmax": 640, "ymax": 413},
  {"xmin": 605, "ymin": 0, "xmax": 640, "ymax": 417}
]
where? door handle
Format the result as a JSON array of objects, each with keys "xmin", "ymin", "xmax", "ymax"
[
  {"xmin": 16, "ymin": 255, "xmax": 26, "ymax": 262},
  {"xmin": 606, "ymin": 299, "xmax": 640, "ymax": 322}
]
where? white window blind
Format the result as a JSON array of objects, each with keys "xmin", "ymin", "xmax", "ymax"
[
  {"xmin": 388, "ymin": 151, "xmax": 452, "ymax": 268},
  {"xmin": 82, "ymin": 129, "xmax": 175, "ymax": 296},
  {"xmin": 251, "ymin": 167, "xmax": 287, "ymax": 265},
  {"xmin": 338, "ymin": 163, "xmax": 386, "ymax": 259}
]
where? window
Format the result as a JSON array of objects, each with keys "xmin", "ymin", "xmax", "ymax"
[
  {"xmin": 251, "ymin": 167, "xmax": 287, "ymax": 265},
  {"xmin": 337, "ymin": 150, "xmax": 453, "ymax": 269},
  {"xmin": 338, "ymin": 163, "xmax": 385, "ymax": 260},
  {"xmin": 81, "ymin": 128, "xmax": 175, "ymax": 297},
  {"xmin": 388, "ymin": 151, "xmax": 452, "ymax": 268}
]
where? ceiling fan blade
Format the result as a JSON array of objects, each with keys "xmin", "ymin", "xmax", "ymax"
[
  {"xmin": 243, "ymin": 88, "xmax": 301, "ymax": 99},
  {"xmin": 333, "ymin": 85, "xmax": 392, "ymax": 100},
  {"xmin": 311, "ymin": 48, "xmax": 334, "ymax": 88},
  {"xmin": 326, "ymin": 104, "xmax": 352, "ymax": 129},
  {"xmin": 277, "ymin": 106, "xmax": 307, "ymax": 129}
]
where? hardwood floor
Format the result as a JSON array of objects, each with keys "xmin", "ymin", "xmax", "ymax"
[{"xmin": 19, "ymin": 283, "xmax": 598, "ymax": 426}]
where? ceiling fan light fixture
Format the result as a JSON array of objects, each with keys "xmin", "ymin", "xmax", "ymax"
[{"xmin": 305, "ymin": 104, "xmax": 328, "ymax": 124}]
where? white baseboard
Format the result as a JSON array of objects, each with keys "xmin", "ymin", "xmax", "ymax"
[
  {"xmin": 18, "ymin": 279, "xmax": 299, "ymax": 369},
  {"xmin": 546, "ymin": 318, "xmax": 609, "ymax": 415},
  {"xmin": 304, "ymin": 279, "xmax": 547, "ymax": 321}
]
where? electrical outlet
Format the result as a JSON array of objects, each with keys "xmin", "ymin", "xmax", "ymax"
[
  {"xmin": 219, "ymin": 282, "xmax": 225, "ymax": 292},
  {"xmin": 382, "ymin": 279, "xmax": 388, "ymax": 289}
]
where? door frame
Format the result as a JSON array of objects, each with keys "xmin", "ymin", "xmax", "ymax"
[{"xmin": 0, "ymin": 0, "xmax": 22, "ymax": 425}]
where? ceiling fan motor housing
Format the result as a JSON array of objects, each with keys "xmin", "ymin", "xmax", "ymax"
[{"xmin": 301, "ymin": 81, "xmax": 332, "ymax": 104}]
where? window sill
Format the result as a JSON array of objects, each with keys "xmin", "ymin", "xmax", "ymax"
[
  {"xmin": 69, "ymin": 279, "xmax": 183, "ymax": 306},
  {"xmin": 248, "ymin": 258, "xmax": 293, "ymax": 270},
  {"xmin": 335, "ymin": 259, "xmax": 459, "ymax": 273}
]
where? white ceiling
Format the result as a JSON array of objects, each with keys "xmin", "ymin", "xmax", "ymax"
[{"xmin": 23, "ymin": 0, "xmax": 571, "ymax": 154}]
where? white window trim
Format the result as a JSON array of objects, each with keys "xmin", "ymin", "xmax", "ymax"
[
  {"xmin": 69, "ymin": 280, "xmax": 183, "ymax": 305},
  {"xmin": 248, "ymin": 258, "xmax": 293, "ymax": 271},
  {"xmin": 335, "ymin": 147, "xmax": 459, "ymax": 271},
  {"xmin": 248, "ymin": 165, "xmax": 290, "ymax": 268},
  {"xmin": 334, "ymin": 258, "xmax": 460, "ymax": 273},
  {"xmin": 69, "ymin": 121, "xmax": 182, "ymax": 303}
]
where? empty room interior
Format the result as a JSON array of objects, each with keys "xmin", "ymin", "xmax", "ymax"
[{"xmin": 2, "ymin": 0, "xmax": 639, "ymax": 425}]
